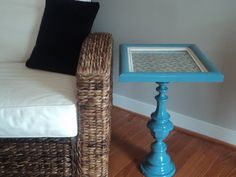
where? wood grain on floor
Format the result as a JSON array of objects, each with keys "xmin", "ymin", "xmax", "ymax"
[{"xmin": 110, "ymin": 106, "xmax": 236, "ymax": 177}]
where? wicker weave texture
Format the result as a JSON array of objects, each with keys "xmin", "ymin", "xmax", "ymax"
[
  {"xmin": 77, "ymin": 33, "xmax": 113, "ymax": 177},
  {"xmin": 0, "ymin": 33, "xmax": 113, "ymax": 177},
  {"xmin": 0, "ymin": 138, "xmax": 75, "ymax": 177}
]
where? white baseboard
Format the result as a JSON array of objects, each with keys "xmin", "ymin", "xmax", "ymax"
[{"xmin": 113, "ymin": 93, "xmax": 236, "ymax": 145}]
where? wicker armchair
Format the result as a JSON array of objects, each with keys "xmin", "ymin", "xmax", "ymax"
[{"xmin": 0, "ymin": 33, "xmax": 113, "ymax": 177}]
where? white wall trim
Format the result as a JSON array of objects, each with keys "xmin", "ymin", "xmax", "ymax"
[{"xmin": 113, "ymin": 93, "xmax": 236, "ymax": 145}]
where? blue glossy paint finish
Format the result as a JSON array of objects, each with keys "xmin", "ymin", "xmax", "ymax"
[
  {"xmin": 119, "ymin": 44, "xmax": 224, "ymax": 83},
  {"xmin": 140, "ymin": 83, "xmax": 175, "ymax": 177}
]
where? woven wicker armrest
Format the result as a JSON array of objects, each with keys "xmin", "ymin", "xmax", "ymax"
[{"xmin": 76, "ymin": 33, "xmax": 113, "ymax": 177}]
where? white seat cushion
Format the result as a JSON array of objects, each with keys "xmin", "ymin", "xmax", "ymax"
[{"xmin": 0, "ymin": 63, "xmax": 78, "ymax": 137}]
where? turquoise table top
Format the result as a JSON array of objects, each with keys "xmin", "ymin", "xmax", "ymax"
[{"xmin": 119, "ymin": 44, "xmax": 224, "ymax": 82}]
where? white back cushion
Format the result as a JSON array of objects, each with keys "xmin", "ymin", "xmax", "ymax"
[
  {"xmin": 0, "ymin": 0, "xmax": 91, "ymax": 63},
  {"xmin": 0, "ymin": 0, "xmax": 45, "ymax": 62}
]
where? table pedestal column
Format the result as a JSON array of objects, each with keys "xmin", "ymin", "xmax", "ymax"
[{"xmin": 140, "ymin": 82, "xmax": 175, "ymax": 177}]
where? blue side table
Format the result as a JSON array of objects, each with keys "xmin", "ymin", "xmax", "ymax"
[{"xmin": 119, "ymin": 44, "xmax": 224, "ymax": 177}]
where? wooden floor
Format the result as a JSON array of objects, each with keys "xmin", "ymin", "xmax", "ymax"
[{"xmin": 109, "ymin": 106, "xmax": 236, "ymax": 177}]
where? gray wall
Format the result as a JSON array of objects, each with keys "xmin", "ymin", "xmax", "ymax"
[{"xmin": 93, "ymin": 0, "xmax": 236, "ymax": 131}]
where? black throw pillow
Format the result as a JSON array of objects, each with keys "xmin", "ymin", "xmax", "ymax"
[{"xmin": 26, "ymin": 0, "xmax": 99, "ymax": 75}]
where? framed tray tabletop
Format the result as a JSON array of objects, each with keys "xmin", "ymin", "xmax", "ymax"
[{"xmin": 119, "ymin": 44, "xmax": 224, "ymax": 82}]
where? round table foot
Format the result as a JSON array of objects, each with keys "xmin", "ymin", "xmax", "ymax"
[{"xmin": 140, "ymin": 161, "xmax": 175, "ymax": 177}]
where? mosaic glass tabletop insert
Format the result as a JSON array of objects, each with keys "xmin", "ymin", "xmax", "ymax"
[{"xmin": 130, "ymin": 50, "xmax": 204, "ymax": 72}]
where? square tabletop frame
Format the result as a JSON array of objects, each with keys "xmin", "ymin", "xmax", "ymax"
[{"xmin": 120, "ymin": 44, "xmax": 224, "ymax": 83}]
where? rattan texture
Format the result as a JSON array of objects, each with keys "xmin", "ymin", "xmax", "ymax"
[
  {"xmin": 0, "ymin": 33, "xmax": 113, "ymax": 177},
  {"xmin": 77, "ymin": 33, "xmax": 113, "ymax": 177}
]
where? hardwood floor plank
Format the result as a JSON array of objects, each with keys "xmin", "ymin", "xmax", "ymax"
[
  {"xmin": 175, "ymin": 140, "xmax": 222, "ymax": 177},
  {"xmin": 109, "ymin": 129, "xmax": 152, "ymax": 177},
  {"xmin": 114, "ymin": 160, "xmax": 144, "ymax": 177},
  {"xmin": 203, "ymin": 150, "xmax": 236, "ymax": 177}
]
